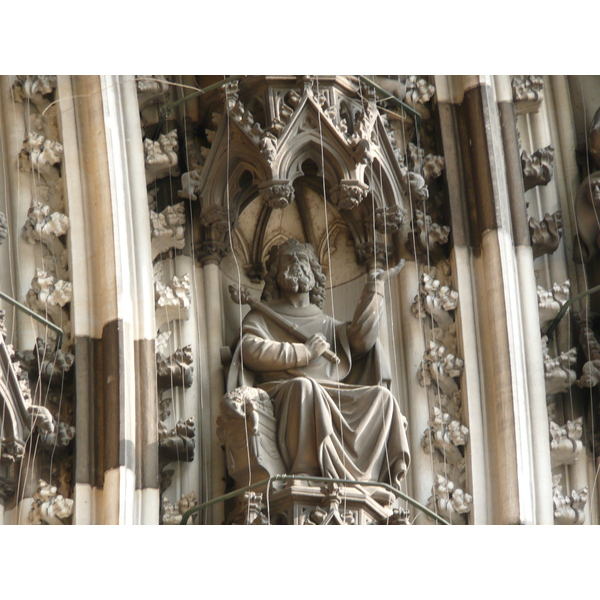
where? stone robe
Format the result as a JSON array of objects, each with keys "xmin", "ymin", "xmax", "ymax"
[{"xmin": 227, "ymin": 281, "xmax": 410, "ymax": 488}]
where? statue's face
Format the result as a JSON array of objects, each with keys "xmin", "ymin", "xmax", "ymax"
[{"xmin": 277, "ymin": 250, "xmax": 315, "ymax": 294}]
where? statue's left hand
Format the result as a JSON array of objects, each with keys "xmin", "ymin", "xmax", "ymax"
[{"xmin": 368, "ymin": 259, "xmax": 406, "ymax": 283}]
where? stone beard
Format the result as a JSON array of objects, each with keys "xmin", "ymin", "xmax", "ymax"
[{"xmin": 228, "ymin": 240, "xmax": 410, "ymax": 488}]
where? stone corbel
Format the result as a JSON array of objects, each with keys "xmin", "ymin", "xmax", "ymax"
[
  {"xmin": 549, "ymin": 417, "xmax": 583, "ymax": 466},
  {"xmin": 196, "ymin": 204, "xmax": 237, "ymax": 264},
  {"xmin": 258, "ymin": 180, "xmax": 295, "ymax": 209},
  {"xmin": 144, "ymin": 130, "xmax": 180, "ymax": 185},
  {"xmin": 156, "ymin": 345, "xmax": 194, "ymax": 391},
  {"xmin": 407, "ymin": 210, "xmax": 449, "ymax": 256},
  {"xmin": 412, "ymin": 273, "xmax": 458, "ymax": 330},
  {"xmin": 577, "ymin": 317, "xmax": 600, "ymax": 388},
  {"xmin": 150, "ymin": 201, "xmax": 186, "ymax": 259},
  {"xmin": 136, "ymin": 76, "xmax": 170, "ymax": 110},
  {"xmin": 30, "ymin": 479, "xmax": 73, "ymax": 525},
  {"xmin": 159, "ymin": 417, "xmax": 196, "ymax": 465},
  {"xmin": 542, "ymin": 335, "xmax": 577, "ymax": 396},
  {"xmin": 512, "ymin": 76, "xmax": 544, "ymax": 115},
  {"xmin": 12, "ymin": 76, "xmax": 57, "ymax": 113},
  {"xmin": 25, "ymin": 269, "xmax": 72, "ymax": 344},
  {"xmin": 373, "ymin": 205, "xmax": 405, "ymax": 234},
  {"xmin": 161, "ymin": 492, "xmax": 197, "ymax": 525},
  {"xmin": 419, "ymin": 340, "xmax": 464, "ymax": 396},
  {"xmin": 426, "ymin": 474, "xmax": 472, "ymax": 525},
  {"xmin": 19, "ymin": 130, "xmax": 63, "ymax": 184},
  {"xmin": 22, "ymin": 201, "xmax": 69, "ymax": 279},
  {"xmin": 38, "ymin": 421, "xmax": 75, "ymax": 452},
  {"xmin": 330, "ymin": 180, "xmax": 369, "ymax": 211},
  {"xmin": 552, "ymin": 474, "xmax": 587, "ymax": 525},
  {"xmin": 522, "ymin": 145, "xmax": 554, "ymax": 191},
  {"xmin": 421, "ymin": 405, "xmax": 469, "ymax": 464},
  {"xmin": 154, "ymin": 274, "xmax": 191, "ymax": 331},
  {"xmin": 13, "ymin": 337, "xmax": 74, "ymax": 384},
  {"xmin": 529, "ymin": 211, "xmax": 563, "ymax": 259},
  {"xmin": 537, "ymin": 280, "xmax": 569, "ymax": 328},
  {"xmin": 403, "ymin": 76, "xmax": 436, "ymax": 120}
]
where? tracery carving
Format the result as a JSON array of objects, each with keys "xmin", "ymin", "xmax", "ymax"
[
  {"xmin": 522, "ymin": 145, "xmax": 554, "ymax": 191},
  {"xmin": 552, "ymin": 474, "xmax": 587, "ymax": 525},
  {"xmin": 150, "ymin": 201, "xmax": 186, "ymax": 259},
  {"xmin": 529, "ymin": 211, "xmax": 563, "ymax": 259},
  {"xmin": 537, "ymin": 280, "xmax": 569, "ymax": 328},
  {"xmin": 512, "ymin": 76, "xmax": 544, "ymax": 115},
  {"xmin": 542, "ymin": 335, "xmax": 577, "ymax": 396},
  {"xmin": 426, "ymin": 474, "xmax": 472, "ymax": 525},
  {"xmin": 30, "ymin": 479, "xmax": 73, "ymax": 525},
  {"xmin": 144, "ymin": 130, "xmax": 180, "ymax": 184},
  {"xmin": 161, "ymin": 492, "xmax": 197, "ymax": 525},
  {"xmin": 549, "ymin": 417, "xmax": 583, "ymax": 466},
  {"xmin": 154, "ymin": 274, "xmax": 191, "ymax": 330}
]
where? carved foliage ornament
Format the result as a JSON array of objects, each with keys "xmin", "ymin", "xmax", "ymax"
[{"xmin": 529, "ymin": 211, "xmax": 563, "ymax": 259}]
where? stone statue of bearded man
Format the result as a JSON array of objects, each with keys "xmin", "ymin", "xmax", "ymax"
[{"xmin": 227, "ymin": 238, "xmax": 410, "ymax": 488}]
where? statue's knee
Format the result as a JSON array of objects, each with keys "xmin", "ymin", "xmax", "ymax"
[{"xmin": 286, "ymin": 377, "xmax": 315, "ymax": 406}]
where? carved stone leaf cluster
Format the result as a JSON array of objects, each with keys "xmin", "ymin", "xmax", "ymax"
[
  {"xmin": 537, "ymin": 280, "xmax": 569, "ymax": 328},
  {"xmin": 426, "ymin": 474, "xmax": 472, "ymax": 525},
  {"xmin": 161, "ymin": 492, "xmax": 197, "ymax": 525},
  {"xmin": 529, "ymin": 211, "xmax": 563, "ymax": 259},
  {"xmin": 30, "ymin": 478, "xmax": 74, "ymax": 525},
  {"xmin": 552, "ymin": 474, "xmax": 587, "ymax": 525},
  {"xmin": 522, "ymin": 145, "xmax": 554, "ymax": 192},
  {"xmin": 512, "ymin": 76, "xmax": 544, "ymax": 115},
  {"xmin": 542, "ymin": 335, "xmax": 577, "ymax": 396},
  {"xmin": 154, "ymin": 274, "xmax": 191, "ymax": 330},
  {"xmin": 150, "ymin": 201, "xmax": 186, "ymax": 258}
]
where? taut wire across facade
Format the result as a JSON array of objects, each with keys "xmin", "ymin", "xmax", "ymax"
[{"xmin": 0, "ymin": 75, "xmax": 599, "ymax": 525}]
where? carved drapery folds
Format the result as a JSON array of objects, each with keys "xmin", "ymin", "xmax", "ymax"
[
  {"xmin": 522, "ymin": 145, "xmax": 554, "ymax": 192},
  {"xmin": 552, "ymin": 474, "xmax": 587, "ymax": 525},
  {"xmin": 573, "ymin": 171, "xmax": 600, "ymax": 265},
  {"xmin": 512, "ymin": 76, "xmax": 544, "ymax": 115},
  {"xmin": 529, "ymin": 211, "xmax": 563, "ymax": 259}
]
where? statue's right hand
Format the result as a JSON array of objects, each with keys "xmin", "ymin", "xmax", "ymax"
[{"xmin": 305, "ymin": 333, "xmax": 330, "ymax": 361}]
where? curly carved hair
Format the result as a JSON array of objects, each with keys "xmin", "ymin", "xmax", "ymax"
[{"xmin": 261, "ymin": 239, "xmax": 327, "ymax": 309}]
